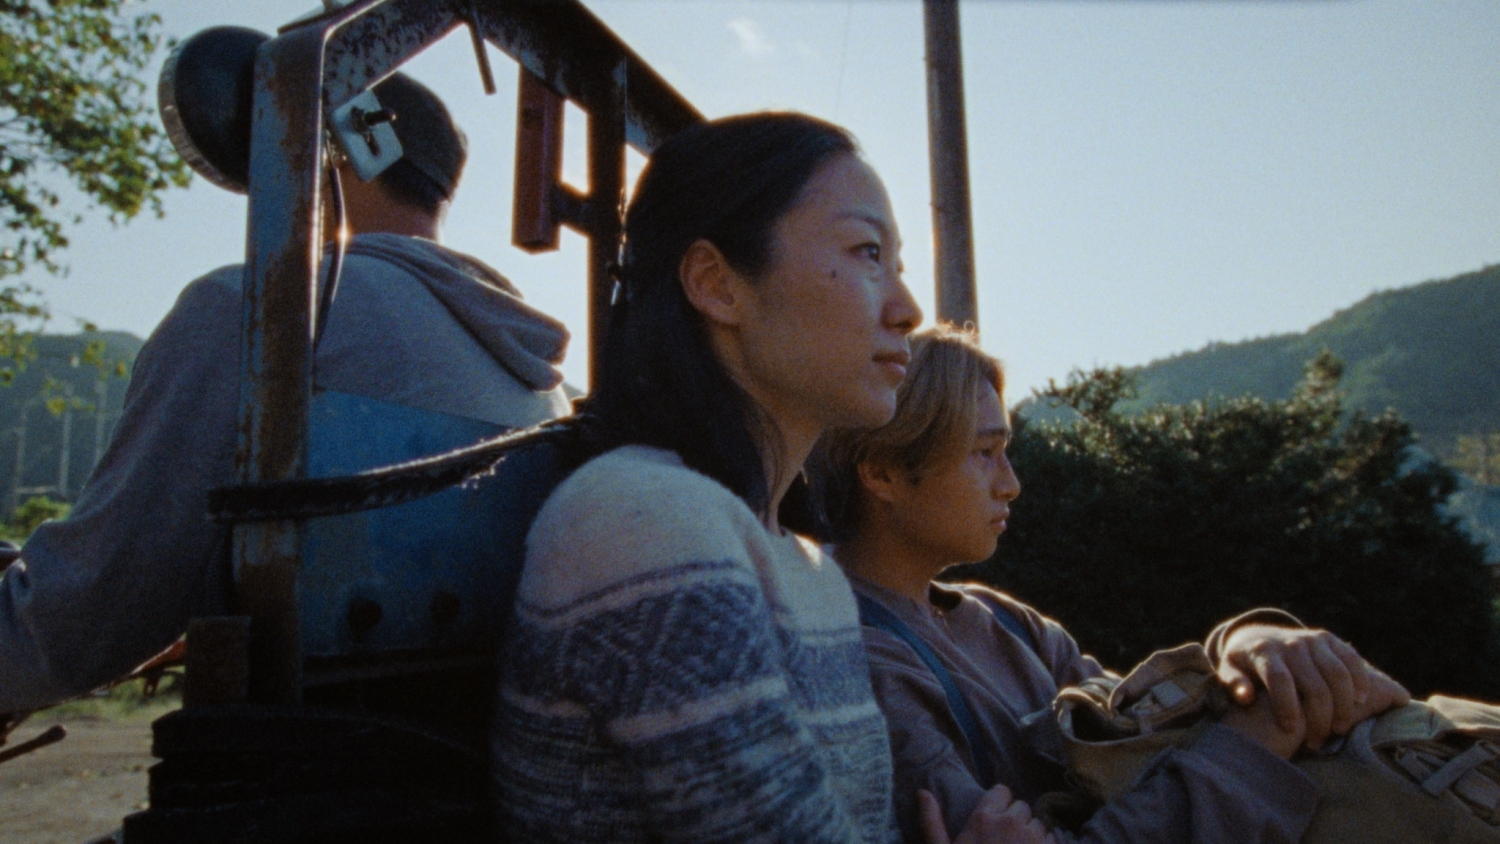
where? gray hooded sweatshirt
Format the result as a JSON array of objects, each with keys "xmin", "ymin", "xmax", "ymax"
[{"xmin": 0, "ymin": 234, "xmax": 570, "ymax": 711}]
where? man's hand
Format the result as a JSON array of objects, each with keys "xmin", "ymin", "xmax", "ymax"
[
  {"xmin": 919, "ymin": 785, "xmax": 1054, "ymax": 844},
  {"xmin": 1217, "ymin": 624, "xmax": 1410, "ymax": 750}
]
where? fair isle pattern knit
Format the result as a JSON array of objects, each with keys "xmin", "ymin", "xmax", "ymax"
[{"xmin": 493, "ymin": 446, "xmax": 898, "ymax": 844}]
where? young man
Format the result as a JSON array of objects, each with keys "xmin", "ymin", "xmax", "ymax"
[
  {"xmin": 0, "ymin": 74, "xmax": 571, "ymax": 713},
  {"xmin": 809, "ymin": 325, "xmax": 1409, "ymax": 844}
]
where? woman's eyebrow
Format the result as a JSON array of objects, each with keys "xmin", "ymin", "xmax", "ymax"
[{"xmin": 837, "ymin": 210, "xmax": 894, "ymax": 240}]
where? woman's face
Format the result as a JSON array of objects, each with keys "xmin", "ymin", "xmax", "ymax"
[
  {"xmin": 886, "ymin": 381, "xmax": 1020, "ymax": 564},
  {"xmin": 730, "ymin": 154, "xmax": 922, "ymax": 441}
]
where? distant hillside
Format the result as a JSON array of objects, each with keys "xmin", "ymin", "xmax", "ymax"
[
  {"xmin": 0, "ymin": 331, "xmax": 143, "ymax": 509},
  {"xmin": 1113, "ymin": 264, "xmax": 1500, "ymax": 457}
]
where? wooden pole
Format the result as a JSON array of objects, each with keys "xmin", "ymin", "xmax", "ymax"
[{"xmin": 924, "ymin": 0, "xmax": 979, "ymax": 330}]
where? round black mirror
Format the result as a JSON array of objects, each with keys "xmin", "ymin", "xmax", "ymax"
[{"xmin": 158, "ymin": 26, "xmax": 270, "ymax": 194}]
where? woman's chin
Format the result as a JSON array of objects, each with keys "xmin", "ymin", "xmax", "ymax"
[{"xmin": 835, "ymin": 391, "xmax": 899, "ymax": 430}]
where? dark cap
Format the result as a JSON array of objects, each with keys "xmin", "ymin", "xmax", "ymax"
[{"xmin": 373, "ymin": 72, "xmax": 467, "ymax": 201}]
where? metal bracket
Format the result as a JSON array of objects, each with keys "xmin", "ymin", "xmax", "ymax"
[{"xmin": 329, "ymin": 91, "xmax": 402, "ymax": 181}]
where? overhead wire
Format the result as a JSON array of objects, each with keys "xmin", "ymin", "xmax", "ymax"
[{"xmin": 833, "ymin": 0, "xmax": 855, "ymax": 119}]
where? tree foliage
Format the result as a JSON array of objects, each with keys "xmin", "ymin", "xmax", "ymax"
[
  {"xmin": 963, "ymin": 351, "xmax": 1500, "ymax": 698},
  {"xmin": 0, "ymin": 0, "xmax": 189, "ymax": 378},
  {"xmin": 6, "ymin": 493, "xmax": 68, "ymax": 538}
]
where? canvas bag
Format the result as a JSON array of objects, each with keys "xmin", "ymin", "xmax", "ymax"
[{"xmin": 1050, "ymin": 643, "xmax": 1500, "ymax": 843}]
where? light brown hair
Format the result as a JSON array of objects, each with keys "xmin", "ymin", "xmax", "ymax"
[{"xmin": 807, "ymin": 323, "xmax": 1005, "ymax": 540}]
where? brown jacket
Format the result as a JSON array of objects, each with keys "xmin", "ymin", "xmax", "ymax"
[{"xmin": 849, "ymin": 574, "xmax": 1319, "ymax": 844}]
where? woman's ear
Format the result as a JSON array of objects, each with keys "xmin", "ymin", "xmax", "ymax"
[
  {"xmin": 856, "ymin": 460, "xmax": 904, "ymax": 507},
  {"xmin": 679, "ymin": 239, "xmax": 748, "ymax": 327}
]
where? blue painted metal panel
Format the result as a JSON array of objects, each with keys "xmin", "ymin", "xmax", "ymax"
[{"xmin": 300, "ymin": 389, "xmax": 557, "ymax": 657}]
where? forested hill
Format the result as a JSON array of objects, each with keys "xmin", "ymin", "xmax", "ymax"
[{"xmin": 1121, "ymin": 264, "xmax": 1500, "ymax": 456}]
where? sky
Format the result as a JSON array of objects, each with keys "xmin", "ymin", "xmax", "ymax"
[{"xmin": 24, "ymin": 0, "xmax": 1500, "ymax": 403}]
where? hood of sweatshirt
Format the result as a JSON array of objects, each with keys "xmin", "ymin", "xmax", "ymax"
[{"xmin": 345, "ymin": 233, "xmax": 570, "ymax": 392}]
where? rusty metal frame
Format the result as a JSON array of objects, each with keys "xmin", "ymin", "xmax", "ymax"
[{"xmin": 236, "ymin": 0, "xmax": 701, "ymax": 703}]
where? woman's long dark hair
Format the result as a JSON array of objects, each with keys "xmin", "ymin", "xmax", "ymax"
[{"xmin": 590, "ymin": 113, "xmax": 858, "ymax": 516}]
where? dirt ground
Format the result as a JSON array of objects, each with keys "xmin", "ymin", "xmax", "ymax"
[{"xmin": 0, "ymin": 713, "xmax": 160, "ymax": 844}]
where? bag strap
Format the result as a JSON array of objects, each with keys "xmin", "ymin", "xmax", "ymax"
[
  {"xmin": 855, "ymin": 593, "xmax": 996, "ymax": 786},
  {"xmin": 969, "ymin": 590, "xmax": 1040, "ymax": 654}
]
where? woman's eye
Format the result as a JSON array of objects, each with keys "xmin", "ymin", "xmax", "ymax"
[{"xmin": 856, "ymin": 243, "xmax": 881, "ymax": 262}]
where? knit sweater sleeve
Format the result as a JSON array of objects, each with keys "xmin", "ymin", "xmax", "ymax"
[{"xmin": 494, "ymin": 447, "xmax": 895, "ymax": 844}]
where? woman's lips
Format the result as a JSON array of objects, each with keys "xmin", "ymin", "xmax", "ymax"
[{"xmin": 874, "ymin": 350, "xmax": 910, "ymax": 380}]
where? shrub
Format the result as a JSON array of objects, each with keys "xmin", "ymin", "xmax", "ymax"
[{"xmin": 7, "ymin": 494, "xmax": 70, "ymax": 539}]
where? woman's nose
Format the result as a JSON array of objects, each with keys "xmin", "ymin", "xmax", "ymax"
[{"xmin": 884, "ymin": 275, "xmax": 923, "ymax": 335}]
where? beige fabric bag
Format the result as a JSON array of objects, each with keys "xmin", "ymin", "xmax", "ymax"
[{"xmin": 1048, "ymin": 644, "xmax": 1500, "ymax": 842}]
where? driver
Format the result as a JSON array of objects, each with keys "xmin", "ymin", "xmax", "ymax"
[{"xmin": 0, "ymin": 72, "xmax": 571, "ymax": 713}]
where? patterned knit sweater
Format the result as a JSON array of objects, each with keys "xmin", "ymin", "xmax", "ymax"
[{"xmin": 493, "ymin": 445, "xmax": 899, "ymax": 843}]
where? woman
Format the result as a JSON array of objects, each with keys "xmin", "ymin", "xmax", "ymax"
[
  {"xmin": 491, "ymin": 114, "xmax": 1045, "ymax": 844},
  {"xmin": 810, "ymin": 324, "xmax": 1410, "ymax": 844}
]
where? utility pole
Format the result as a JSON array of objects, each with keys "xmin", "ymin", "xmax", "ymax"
[
  {"xmin": 924, "ymin": 0, "xmax": 978, "ymax": 329},
  {"xmin": 9, "ymin": 403, "xmax": 27, "ymax": 515},
  {"xmin": 92, "ymin": 378, "xmax": 109, "ymax": 471},
  {"xmin": 56, "ymin": 391, "xmax": 72, "ymax": 500}
]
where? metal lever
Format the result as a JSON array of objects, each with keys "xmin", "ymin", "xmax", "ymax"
[
  {"xmin": 468, "ymin": 1, "xmax": 497, "ymax": 95},
  {"xmin": 0, "ymin": 724, "xmax": 66, "ymax": 765}
]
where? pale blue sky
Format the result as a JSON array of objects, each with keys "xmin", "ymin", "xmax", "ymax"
[{"xmin": 27, "ymin": 0, "xmax": 1500, "ymax": 401}]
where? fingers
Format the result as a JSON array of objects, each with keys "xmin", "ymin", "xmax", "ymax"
[
  {"xmin": 1279, "ymin": 644, "xmax": 1334, "ymax": 748},
  {"xmin": 1245, "ymin": 647, "xmax": 1306, "ymax": 738},
  {"xmin": 1306, "ymin": 635, "xmax": 1364, "ymax": 735},
  {"xmin": 1368, "ymin": 668, "xmax": 1412, "ymax": 710},
  {"xmin": 966, "ymin": 783, "xmax": 1016, "ymax": 825},
  {"xmin": 1216, "ymin": 659, "xmax": 1258, "ymax": 707},
  {"xmin": 958, "ymin": 785, "xmax": 1050, "ymax": 844},
  {"xmin": 917, "ymin": 790, "xmax": 952, "ymax": 844},
  {"xmin": 1327, "ymin": 635, "xmax": 1371, "ymax": 709}
]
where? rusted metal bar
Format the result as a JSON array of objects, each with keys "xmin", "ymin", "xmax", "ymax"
[
  {"xmin": 473, "ymin": 0, "xmax": 702, "ymax": 155},
  {"xmin": 586, "ymin": 61, "xmax": 627, "ymax": 387},
  {"xmin": 236, "ymin": 25, "xmax": 328, "ymax": 705},
  {"xmin": 924, "ymin": 0, "xmax": 979, "ymax": 329},
  {"xmin": 315, "ymin": 0, "xmax": 700, "ymax": 157},
  {"xmin": 319, "ymin": 0, "xmax": 461, "ymax": 111},
  {"xmin": 513, "ymin": 69, "xmax": 565, "ymax": 252}
]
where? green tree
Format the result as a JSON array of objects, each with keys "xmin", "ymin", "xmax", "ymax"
[
  {"xmin": 0, "ymin": 0, "xmax": 189, "ymax": 379},
  {"xmin": 963, "ymin": 351, "xmax": 1500, "ymax": 698}
]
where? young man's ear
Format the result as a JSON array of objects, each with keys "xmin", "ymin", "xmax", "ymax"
[
  {"xmin": 679, "ymin": 239, "xmax": 749, "ymax": 327},
  {"xmin": 856, "ymin": 460, "xmax": 905, "ymax": 507}
]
